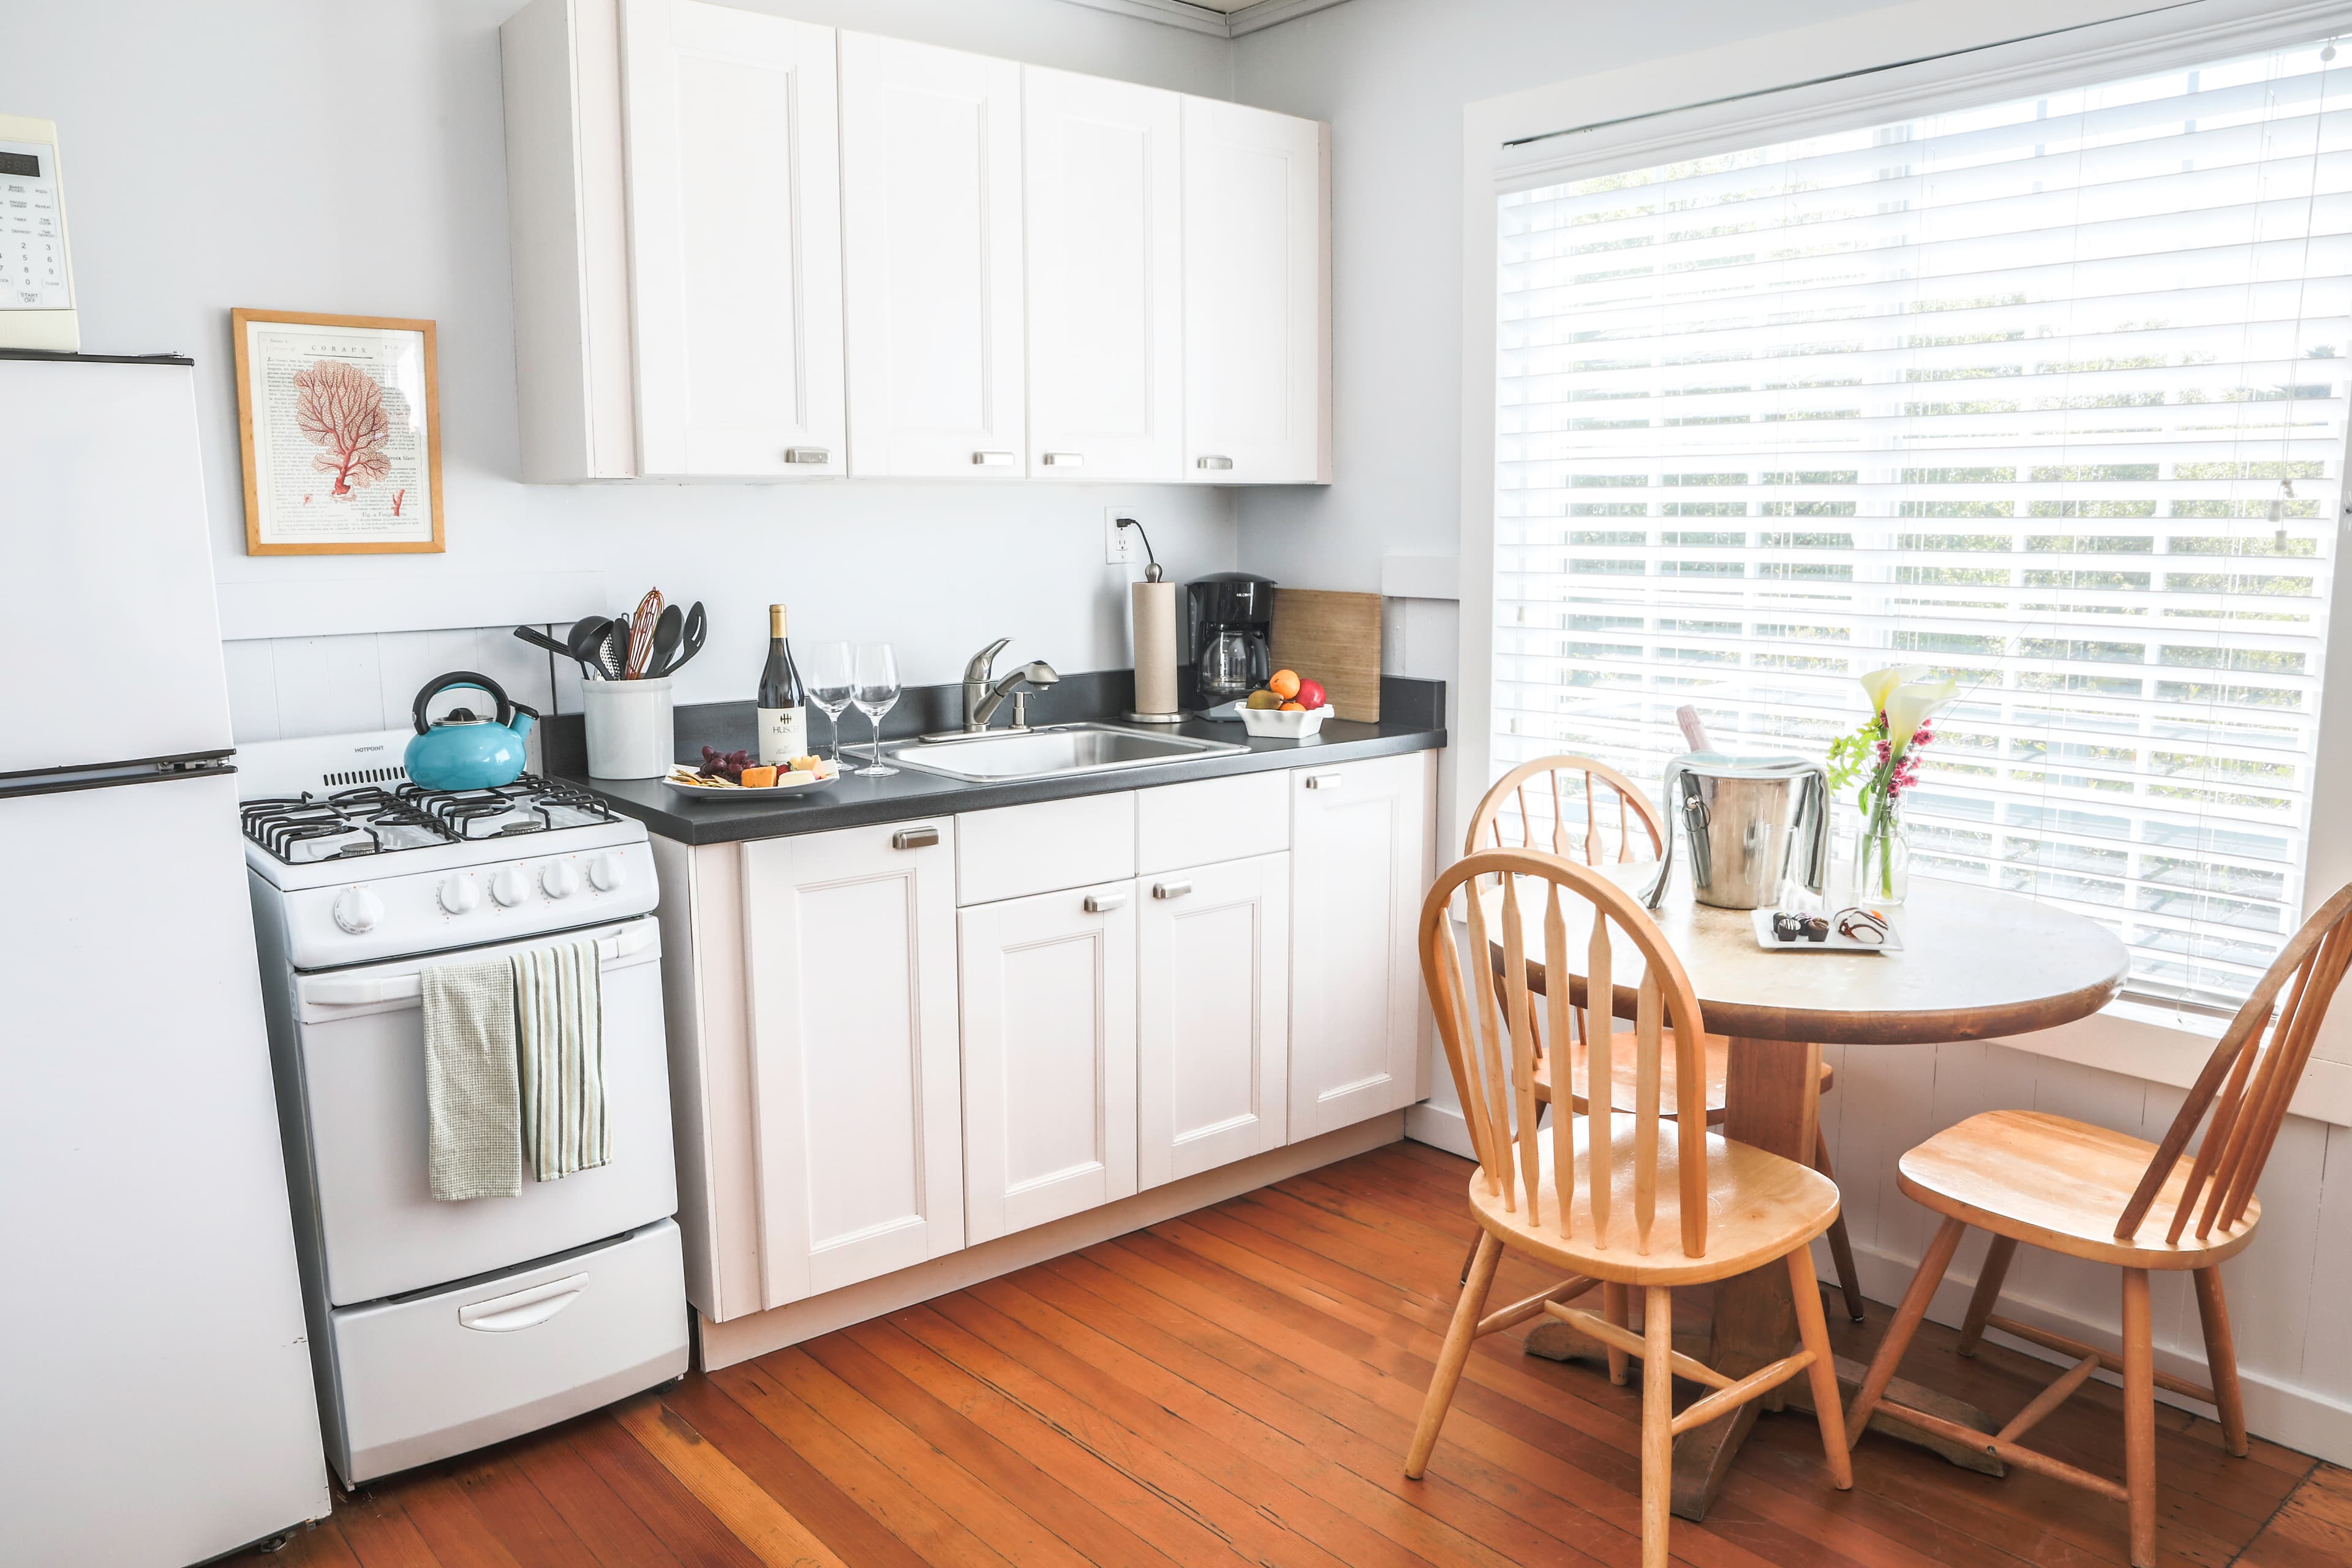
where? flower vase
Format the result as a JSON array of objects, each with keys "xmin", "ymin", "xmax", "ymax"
[{"xmin": 1856, "ymin": 801, "xmax": 1910, "ymax": 907}]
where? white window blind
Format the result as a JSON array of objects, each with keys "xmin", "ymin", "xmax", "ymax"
[{"xmin": 1494, "ymin": 36, "xmax": 2352, "ymax": 1008}]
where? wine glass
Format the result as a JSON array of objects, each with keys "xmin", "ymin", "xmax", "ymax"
[
  {"xmin": 851, "ymin": 643, "xmax": 901, "ymax": 777},
  {"xmin": 802, "ymin": 641, "xmax": 853, "ymax": 765}
]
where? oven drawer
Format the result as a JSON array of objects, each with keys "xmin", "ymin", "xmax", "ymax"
[
  {"xmin": 290, "ymin": 916, "xmax": 677, "ymax": 1306},
  {"xmin": 326, "ymin": 1218, "xmax": 688, "ymax": 1485}
]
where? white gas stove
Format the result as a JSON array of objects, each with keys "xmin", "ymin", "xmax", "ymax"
[
  {"xmin": 239, "ymin": 729, "xmax": 685, "ymax": 1488},
  {"xmin": 239, "ymin": 729, "xmax": 657, "ymax": 968}
]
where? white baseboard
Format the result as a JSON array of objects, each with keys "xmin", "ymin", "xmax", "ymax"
[
  {"xmin": 1404, "ymin": 1099, "xmax": 1476, "ymax": 1158},
  {"xmin": 696, "ymin": 1114, "xmax": 1404, "ymax": 1371}
]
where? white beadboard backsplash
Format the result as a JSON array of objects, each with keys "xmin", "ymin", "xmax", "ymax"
[{"xmin": 224, "ymin": 625, "xmax": 586, "ymax": 746}]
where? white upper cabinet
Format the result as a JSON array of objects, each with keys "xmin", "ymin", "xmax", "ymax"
[
  {"xmin": 840, "ymin": 34, "xmax": 1026, "ymax": 478},
  {"xmin": 620, "ymin": 0, "xmax": 846, "ymax": 478},
  {"xmin": 1021, "ymin": 67, "xmax": 1183, "ymax": 483},
  {"xmin": 1182, "ymin": 97, "xmax": 1330, "ymax": 486}
]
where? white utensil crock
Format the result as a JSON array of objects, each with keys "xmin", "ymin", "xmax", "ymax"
[{"xmin": 583, "ymin": 677, "xmax": 674, "ymax": 779}]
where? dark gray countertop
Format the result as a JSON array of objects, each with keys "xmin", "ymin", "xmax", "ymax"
[{"xmin": 542, "ymin": 673, "xmax": 1445, "ymax": 846}]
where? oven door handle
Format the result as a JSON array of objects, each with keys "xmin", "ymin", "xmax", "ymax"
[{"xmin": 300, "ymin": 922, "xmax": 657, "ymax": 1008}]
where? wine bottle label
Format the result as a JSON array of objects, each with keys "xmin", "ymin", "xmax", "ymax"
[{"xmin": 758, "ymin": 706, "xmax": 807, "ymax": 765}]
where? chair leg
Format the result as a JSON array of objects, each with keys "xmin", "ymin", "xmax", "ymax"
[
  {"xmin": 2122, "ymin": 1268, "xmax": 2156, "ymax": 1568},
  {"xmin": 1787, "ymin": 1248, "xmax": 1853, "ymax": 1490},
  {"xmin": 1602, "ymin": 1281, "xmax": 1630, "ymax": 1386},
  {"xmin": 1641, "ymin": 1284, "xmax": 1675, "ymax": 1568},
  {"xmin": 1957, "ymin": 1234, "xmax": 2017, "ymax": 1357},
  {"xmin": 1812, "ymin": 1129, "xmax": 1868, "ymax": 1322},
  {"xmin": 1407, "ymin": 1231, "xmax": 1501, "ymax": 1479},
  {"xmin": 1457, "ymin": 1232, "xmax": 1479, "ymax": 1287},
  {"xmin": 2193, "ymin": 1267, "xmax": 2248, "ymax": 1459},
  {"xmin": 1844, "ymin": 1215, "xmax": 1966, "ymax": 1443}
]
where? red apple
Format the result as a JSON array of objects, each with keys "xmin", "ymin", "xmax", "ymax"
[{"xmin": 1295, "ymin": 676, "xmax": 1327, "ymax": 710}]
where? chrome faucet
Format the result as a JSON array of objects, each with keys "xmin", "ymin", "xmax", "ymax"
[{"xmin": 960, "ymin": 638, "xmax": 1061, "ymax": 732}]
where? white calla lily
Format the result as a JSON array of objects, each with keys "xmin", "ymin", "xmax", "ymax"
[
  {"xmin": 1885, "ymin": 677, "xmax": 1957, "ymax": 756},
  {"xmin": 1859, "ymin": 665, "xmax": 1929, "ymax": 718}
]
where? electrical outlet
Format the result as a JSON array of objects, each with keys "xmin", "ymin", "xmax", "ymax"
[{"xmin": 1104, "ymin": 507, "xmax": 1138, "ymax": 565}]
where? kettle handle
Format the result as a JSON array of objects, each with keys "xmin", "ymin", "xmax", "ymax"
[{"xmin": 412, "ymin": 671, "xmax": 537, "ymax": 736}]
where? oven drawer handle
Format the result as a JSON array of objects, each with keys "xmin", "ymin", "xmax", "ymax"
[
  {"xmin": 457, "ymin": 1272, "xmax": 589, "ymax": 1333},
  {"xmin": 301, "ymin": 924, "xmax": 655, "ymax": 1007}
]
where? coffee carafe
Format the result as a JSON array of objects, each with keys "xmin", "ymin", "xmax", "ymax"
[{"xmin": 1185, "ymin": 573, "xmax": 1276, "ymax": 708}]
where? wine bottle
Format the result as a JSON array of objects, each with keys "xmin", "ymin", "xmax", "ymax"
[{"xmin": 756, "ymin": 603, "xmax": 807, "ymax": 765}]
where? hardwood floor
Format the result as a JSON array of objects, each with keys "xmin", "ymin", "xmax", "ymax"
[{"xmin": 235, "ymin": 1142, "xmax": 2340, "ymax": 1568}]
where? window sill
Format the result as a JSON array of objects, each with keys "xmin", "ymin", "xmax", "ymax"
[{"xmin": 1991, "ymin": 995, "xmax": 2352, "ymax": 1130}]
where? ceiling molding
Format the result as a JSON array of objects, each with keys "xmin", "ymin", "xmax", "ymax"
[{"xmin": 1054, "ymin": 0, "xmax": 1353, "ymax": 38}]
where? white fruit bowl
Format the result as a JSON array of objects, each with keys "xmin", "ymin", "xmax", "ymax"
[{"xmin": 1237, "ymin": 703, "xmax": 1335, "ymax": 739}]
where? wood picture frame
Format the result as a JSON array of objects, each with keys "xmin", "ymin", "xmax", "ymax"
[{"xmin": 232, "ymin": 307, "xmax": 444, "ymax": 556}]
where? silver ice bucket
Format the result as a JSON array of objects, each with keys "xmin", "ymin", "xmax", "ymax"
[{"xmin": 1644, "ymin": 753, "xmax": 1830, "ymax": 911}]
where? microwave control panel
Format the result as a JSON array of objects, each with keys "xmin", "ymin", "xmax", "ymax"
[{"xmin": 0, "ymin": 115, "xmax": 76, "ymax": 352}]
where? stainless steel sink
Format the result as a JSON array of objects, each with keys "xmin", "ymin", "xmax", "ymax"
[{"xmin": 882, "ymin": 723, "xmax": 1245, "ymax": 783}]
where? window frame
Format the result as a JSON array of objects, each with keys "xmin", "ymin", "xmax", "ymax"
[{"xmin": 1455, "ymin": 0, "xmax": 2352, "ymax": 1123}]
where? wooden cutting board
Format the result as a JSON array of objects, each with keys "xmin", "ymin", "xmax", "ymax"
[{"xmin": 1270, "ymin": 588, "xmax": 1382, "ymax": 722}]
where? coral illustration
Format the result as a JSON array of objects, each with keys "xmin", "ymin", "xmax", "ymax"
[{"xmin": 295, "ymin": 358, "xmax": 392, "ymax": 499}]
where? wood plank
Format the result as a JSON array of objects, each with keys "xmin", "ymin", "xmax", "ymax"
[
  {"xmin": 337, "ymin": 1484, "xmax": 445, "ymax": 1568},
  {"xmin": 2241, "ymin": 1464, "xmax": 2352, "ymax": 1568},
  {"xmin": 609, "ymin": 1395, "xmax": 850, "ymax": 1568},
  {"xmin": 565, "ymin": 1409, "xmax": 769, "ymax": 1568},
  {"xmin": 393, "ymin": 1474, "xmax": 529, "ymax": 1568},
  {"xmin": 271, "ymin": 1522, "xmax": 366, "ymax": 1568},
  {"xmin": 447, "ymin": 1453, "xmax": 605, "ymax": 1568},
  {"xmin": 505, "ymin": 1423, "xmax": 690, "ymax": 1568}
]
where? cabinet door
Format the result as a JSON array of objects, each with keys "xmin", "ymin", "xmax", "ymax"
[
  {"xmin": 620, "ymin": 0, "xmax": 845, "ymax": 478},
  {"xmin": 840, "ymin": 34, "xmax": 1025, "ymax": 478},
  {"xmin": 1289, "ymin": 754, "xmax": 1432, "ymax": 1139},
  {"xmin": 1182, "ymin": 97, "xmax": 1330, "ymax": 485},
  {"xmin": 1022, "ymin": 66, "xmax": 1182, "ymax": 481},
  {"xmin": 739, "ymin": 820, "xmax": 960, "ymax": 1308},
  {"xmin": 1137, "ymin": 854, "xmax": 1289, "ymax": 1189},
  {"xmin": 960, "ymin": 881, "xmax": 1137, "ymax": 1243}
]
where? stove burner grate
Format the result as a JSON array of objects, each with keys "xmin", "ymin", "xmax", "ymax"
[{"xmin": 241, "ymin": 776, "xmax": 617, "ymax": 862}]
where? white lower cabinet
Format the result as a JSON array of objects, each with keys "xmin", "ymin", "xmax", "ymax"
[
  {"xmin": 1288, "ymin": 753, "xmax": 1434, "ymax": 1140},
  {"xmin": 1137, "ymin": 853, "xmax": 1289, "ymax": 1189},
  {"xmin": 738, "ymin": 820, "xmax": 963, "ymax": 1308},
  {"xmin": 959, "ymin": 879, "xmax": 1139, "ymax": 1244}
]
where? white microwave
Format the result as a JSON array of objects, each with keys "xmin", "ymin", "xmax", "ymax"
[{"xmin": 0, "ymin": 113, "xmax": 75, "ymax": 353}]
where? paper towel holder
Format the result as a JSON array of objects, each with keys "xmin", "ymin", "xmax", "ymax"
[{"xmin": 1118, "ymin": 518, "xmax": 1185, "ymax": 725}]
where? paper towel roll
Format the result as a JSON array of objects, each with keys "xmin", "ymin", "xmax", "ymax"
[{"xmin": 1131, "ymin": 579, "xmax": 1181, "ymax": 719}]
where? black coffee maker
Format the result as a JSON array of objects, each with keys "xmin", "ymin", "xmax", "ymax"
[{"xmin": 1186, "ymin": 572, "xmax": 1276, "ymax": 708}]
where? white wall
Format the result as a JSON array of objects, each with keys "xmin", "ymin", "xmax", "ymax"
[{"xmin": 0, "ymin": 0, "xmax": 1237, "ymax": 739}]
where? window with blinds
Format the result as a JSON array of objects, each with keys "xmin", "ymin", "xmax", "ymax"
[{"xmin": 1494, "ymin": 37, "xmax": 2351, "ymax": 1008}]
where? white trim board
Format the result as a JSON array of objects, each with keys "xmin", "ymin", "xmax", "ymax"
[{"xmin": 1053, "ymin": 0, "xmax": 1354, "ymax": 37}]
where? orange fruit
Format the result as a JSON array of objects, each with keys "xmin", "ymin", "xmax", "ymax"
[
  {"xmin": 1268, "ymin": 668, "xmax": 1302, "ymax": 699},
  {"xmin": 1280, "ymin": 699, "xmax": 1305, "ymax": 712}
]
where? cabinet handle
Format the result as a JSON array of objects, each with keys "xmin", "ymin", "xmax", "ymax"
[
  {"xmin": 1196, "ymin": 454, "xmax": 1234, "ymax": 471},
  {"xmin": 1152, "ymin": 879, "xmax": 1193, "ymax": 900},
  {"xmin": 971, "ymin": 450, "xmax": 1014, "ymax": 466},
  {"xmin": 1041, "ymin": 451, "xmax": 1084, "ymax": 468},
  {"xmin": 1084, "ymin": 891, "xmax": 1128, "ymax": 913},
  {"xmin": 891, "ymin": 827, "xmax": 939, "ymax": 850},
  {"xmin": 1304, "ymin": 772, "xmax": 1344, "ymax": 790},
  {"xmin": 783, "ymin": 447, "xmax": 831, "ymax": 464}
]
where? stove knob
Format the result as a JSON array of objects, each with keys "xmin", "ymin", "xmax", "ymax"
[
  {"xmin": 541, "ymin": 861, "xmax": 580, "ymax": 899},
  {"xmin": 589, "ymin": 853, "xmax": 627, "ymax": 893},
  {"xmin": 331, "ymin": 886, "xmax": 383, "ymax": 935},
  {"xmin": 438, "ymin": 876, "xmax": 480, "ymax": 915},
  {"xmin": 491, "ymin": 865, "xmax": 532, "ymax": 908}
]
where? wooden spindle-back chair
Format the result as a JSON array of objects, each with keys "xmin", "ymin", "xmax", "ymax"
[
  {"xmin": 1462, "ymin": 755, "xmax": 1866, "ymax": 1318},
  {"xmin": 1407, "ymin": 848, "xmax": 1852, "ymax": 1568},
  {"xmin": 1845, "ymin": 880, "xmax": 2352, "ymax": 1568}
]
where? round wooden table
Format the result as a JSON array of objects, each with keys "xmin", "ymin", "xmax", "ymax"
[{"xmin": 1485, "ymin": 862, "xmax": 2129, "ymax": 1519}]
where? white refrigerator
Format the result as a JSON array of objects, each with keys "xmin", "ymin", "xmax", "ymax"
[{"xmin": 0, "ymin": 353, "xmax": 329, "ymax": 1564}]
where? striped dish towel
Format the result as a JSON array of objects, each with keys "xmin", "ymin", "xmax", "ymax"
[{"xmin": 513, "ymin": 939, "xmax": 609, "ymax": 1182}]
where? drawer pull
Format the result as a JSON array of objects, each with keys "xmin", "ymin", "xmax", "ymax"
[
  {"xmin": 1084, "ymin": 891, "xmax": 1128, "ymax": 913},
  {"xmin": 783, "ymin": 447, "xmax": 831, "ymax": 464},
  {"xmin": 1152, "ymin": 879, "xmax": 1193, "ymax": 900},
  {"xmin": 1041, "ymin": 451, "xmax": 1084, "ymax": 467},
  {"xmin": 1304, "ymin": 772, "xmax": 1344, "ymax": 790},
  {"xmin": 1196, "ymin": 454, "xmax": 1234, "ymax": 471},
  {"xmin": 972, "ymin": 450, "xmax": 1015, "ymax": 466},
  {"xmin": 892, "ymin": 827, "xmax": 939, "ymax": 850},
  {"xmin": 458, "ymin": 1273, "xmax": 589, "ymax": 1333}
]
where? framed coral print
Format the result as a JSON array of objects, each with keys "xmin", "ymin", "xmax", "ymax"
[{"xmin": 232, "ymin": 308, "xmax": 443, "ymax": 555}]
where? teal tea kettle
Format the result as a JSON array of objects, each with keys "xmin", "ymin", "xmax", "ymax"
[{"xmin": 404, "ymin": 672, "xmax": 540, "ymax": 791}]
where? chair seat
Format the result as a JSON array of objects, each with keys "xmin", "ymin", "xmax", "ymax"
[
  {"xmin": 1899, "ymin": 1109, "xmax": 2261, "ymax": 1270},
  {"xmin": 1469, "ymin": 1112, "xmax": 1841, "ymax": 1286},
  {"xmin": 1531, "ymin": 1028, "xmax": 1835, "ymax": 1120}
]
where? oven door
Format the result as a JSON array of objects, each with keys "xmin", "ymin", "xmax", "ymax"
[{"xmin": 290, "ymin": 916, "xmax": 677, "ymax": 1306}]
